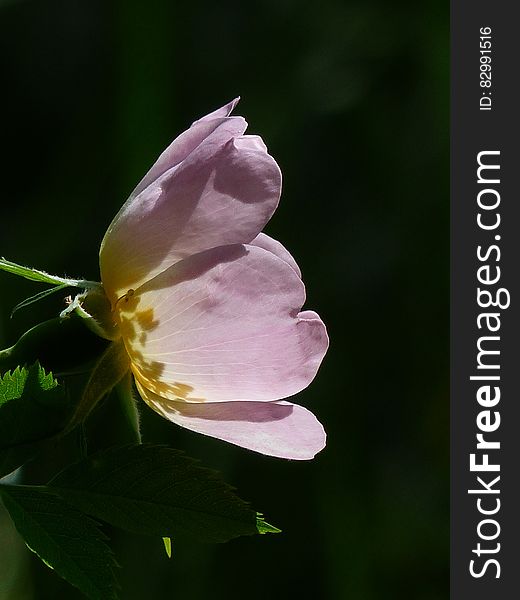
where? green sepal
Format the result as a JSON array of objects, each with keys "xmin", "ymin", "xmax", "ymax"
[
  {"xmin": 65, "ymin": 340, "xmax": 130, "ymax": 432},
  {"xmin": 0, "ymin": 317, "xmax": 109, "ymax": 376},
  {"xmin": 10, "ymin": 283, "xmax": 71, "ymax": 318}
]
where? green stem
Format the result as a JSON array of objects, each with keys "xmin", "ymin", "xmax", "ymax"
[
  {"xmin": 0, "ymin": 347, "xmax": 13, "ymax": 363},
  {"xmin": 115, "ymin": 372, "xmax": 142, "ymax": 443},
  {"xmin": 0, "ymin": 257, "xmax": 101, "ymax": 291}
]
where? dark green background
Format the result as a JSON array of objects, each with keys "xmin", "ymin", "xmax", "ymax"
[{"xmin": 0, "ymin": 0, "xmax": 448, "ymax": 598}]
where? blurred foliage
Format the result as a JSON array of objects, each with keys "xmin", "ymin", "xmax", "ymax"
[{"xmin": 0, "ymin": 0, "xmax": 448, "ymax": 598}]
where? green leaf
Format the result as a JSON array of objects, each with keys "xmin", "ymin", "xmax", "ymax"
[
  {"xmin": 49, "ymin": 444, "xmax": 279, "ymax": 543},
  {"xmin": 0, "ymin": 485, "xmax": 119, "ymax": 600},
  {"xmin": 0, "ymin": 363, "xmax": 71, "ymax": 478}
]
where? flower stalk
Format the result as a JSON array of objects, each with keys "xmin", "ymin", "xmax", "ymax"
[
  {"xmin": 0, "ymin": 257, "xmax": 101, "ymax": 291},
  {"xmin": 115, "ymin": 371, "xmax": 142, "ymax": 443}
]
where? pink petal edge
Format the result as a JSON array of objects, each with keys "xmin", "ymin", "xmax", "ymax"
[
  {"xmin": 250, "ymin": 232, "xmax": 302, "ymax": 277},
  {"xmin": 136, "ymin": 378, "xmax": 326, "ymax": 460}
]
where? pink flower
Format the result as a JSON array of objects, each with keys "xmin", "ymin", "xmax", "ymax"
[{"xmin": 99, "ymin": 99, "xmax": 328, "ymax": 459}]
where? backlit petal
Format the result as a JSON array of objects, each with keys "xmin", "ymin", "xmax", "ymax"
[
  {"xmin": 136, "ymin": 379, "xmax": 326, "ymax": 460},
  {"xmin": 132, "ymin": 98, "xmax": 243, "ymax": 197},
  {"xmin": 118, "ymin": 244, "xmax": 328, "ymax": 403},
  {"xmin": 100, "ymin": 118, "xmax": 281, "ymax": 302},
  {"xmin": 250, "ymin": 232, "xmax": 301, "ymax": 277}
]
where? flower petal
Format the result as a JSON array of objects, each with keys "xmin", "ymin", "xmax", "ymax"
[
  {"xmin": 100, "ymin": 115, "xmax": 282, "ymax": 302},
  {"xmin": 136, "ymin": 378, "xmax": 326, "ymax": 460},
  {"xmin": 118, "ymin": 244, "xmax": 328, "ymax": 403},
  {"xmin": 132, "ymin": 98, "xmax": 243, "ymax": 197},
  {"xmin": 250, "ymin": 232, "xmax": 301, "ymax": 277}
]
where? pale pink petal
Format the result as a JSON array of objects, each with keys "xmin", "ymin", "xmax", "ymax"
[
  {"xmin": 136, "ymin": 378, "xmax": 326, "ymax": 460},
  {"xmin": 250, "ymin": 232, "xmax": 301, "ymax": 277},
  {"xmin": 132, "ymin": 98, "xmax": 242, "ymax": 197},
  {"xmin": 100, "ymin": 131, "xmax": 281, "ymax": 302},
  {"xmin": 235, "ymin": 134, "xmax": 267, "ymax": 153},
  {"xmin": 196, "ymin": 97, "xmax": 241, "ymax": 122},
  {"xmin": 118, "ymin": 244, "xmax": 328, "ymax": 403},
  {"xmin": 298, "ymin": 310, "xmax": 322, "ymax": 320}
]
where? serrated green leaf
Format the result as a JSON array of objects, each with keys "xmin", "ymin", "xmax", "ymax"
[
  {"xmin": 0, "ymin": 363, "xmax": 58, "ymax": 406},
  {"xmin": 0, "ymin": 485, "xmax": 119, "ymax": 600},
  {"xmin": 0, "ymin": 363, "xmax": 71, "ymax": 477},
  {"xmin": 49, "ymin": 444, "xmax": 276, "ymax": 543}
]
